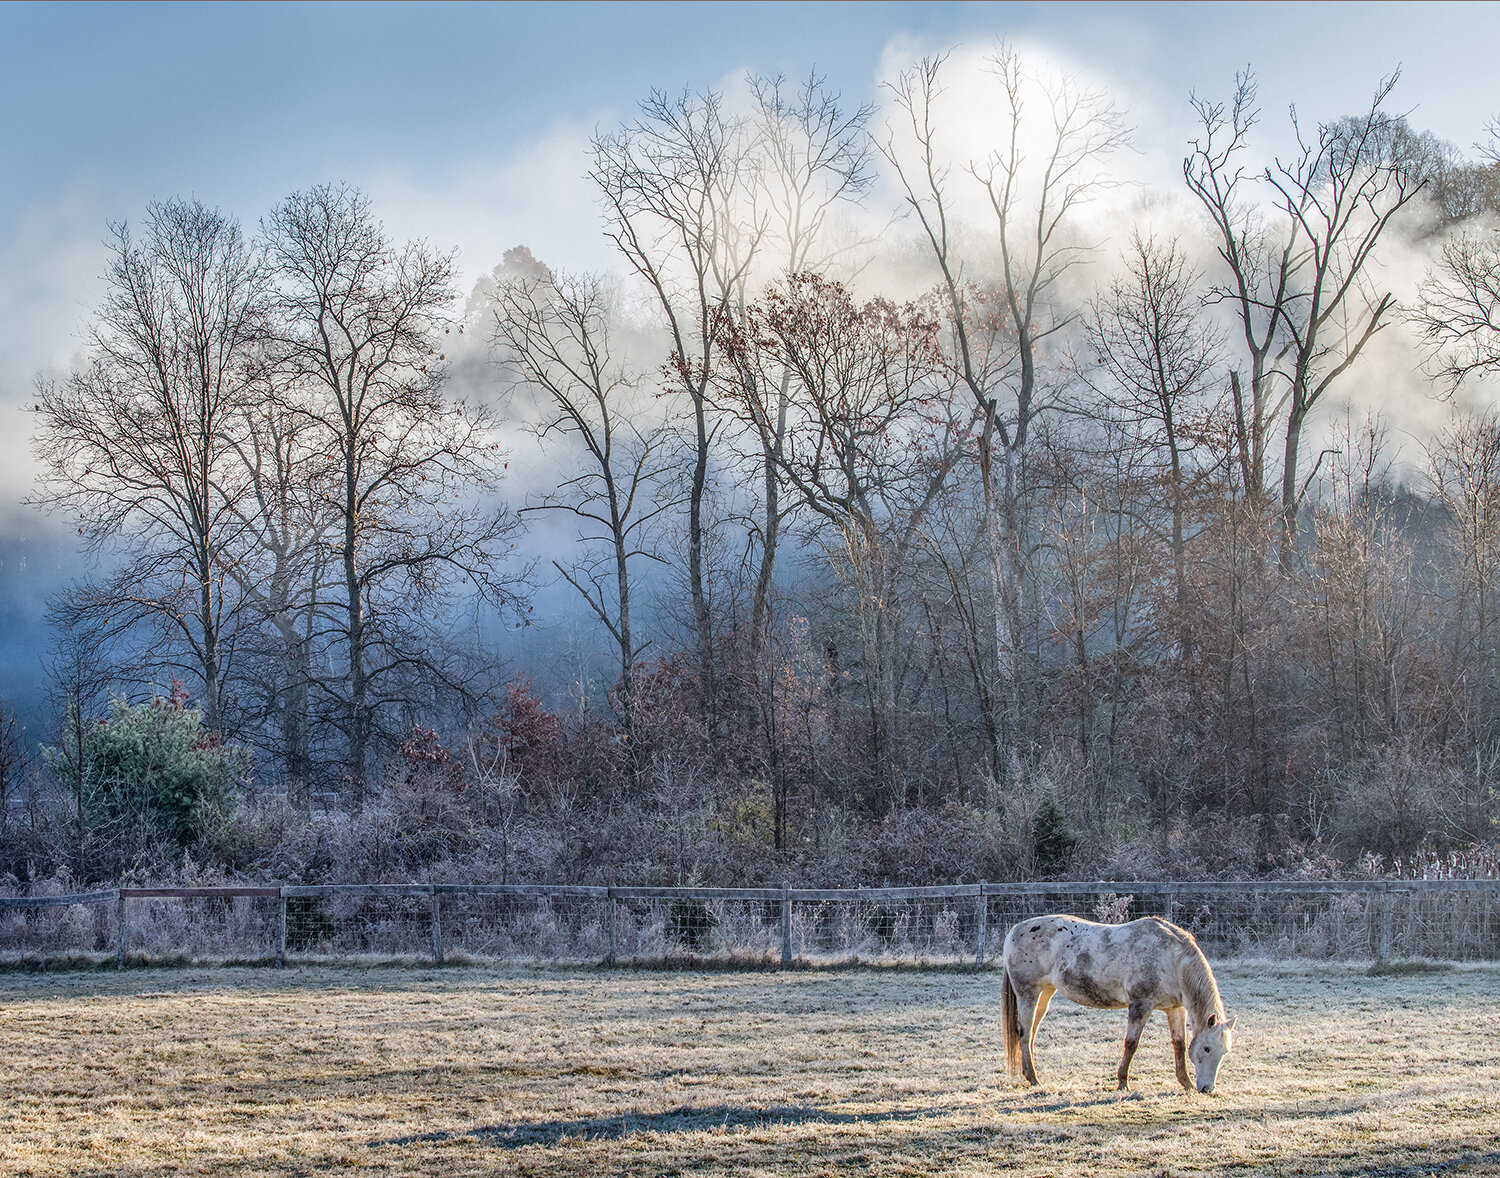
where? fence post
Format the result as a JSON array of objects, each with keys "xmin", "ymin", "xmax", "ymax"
[
  {"xmin": 277, "ymin": 889, "xmax": 287, "ymax": 968},
  {"xmin": 429, "ymin": 887, "xmax": 443, "ymax": 964},
  {"xmin": 1378, "ymin": 890, "xmax": 1395, "ymax": 965},
  {"xmin": 780, "ymin": 881, "xmax": 793, "ymax": 968},
  {"xmin": 606, "ymin": 886, "xmax": 617, "ymax": 967},
  {"xmin": 116, "ymin": 889, "xmax": 127, "ymax": 970},
  {"xmin": 975, "ymin": 882, "xmax": 987, "ymax": 969},
  {"xmin": 1163, "ymin": 889, "xmax": 1174, "ymax": 925}
]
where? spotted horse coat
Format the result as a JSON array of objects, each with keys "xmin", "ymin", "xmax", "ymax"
[{"xmin": 1000, "ymin": 914, "xmax": 1236, "ymax": 1092}]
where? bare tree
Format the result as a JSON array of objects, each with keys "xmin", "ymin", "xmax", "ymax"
[
  {"xmin": 591, "ymin": 89, "xmax": 764, "ymax": 712},
  {"xmin": 750, "ymin": 71, "xmax": 874, "ymax": 276},
  {"xmin": 1308, "ymin": 415, "xmax": 1424, "ymax": 759},
  {"xmin": 264, "ymin": 184, "xmax": 522, "ymax": 790},
  {"xmin": 42, "ymin": 603, "xmax": 116, "ymax": 858},
  {"xmin": 1033, "ymin": 416, "xmax": 1155, "ymax": 774},
  {"xmin": 723, "ymin": 273, "xmax": 962, "ymax": 812},
  {"xmin": 491, "ymin": 268, "xmax": 675, "ymax": 774},
  {"xmin": 220, "ymin": 382, "xmax": 338, "ymax": 803},
  {"xmin": 1185, "ymin": 70, "xmax": 1427, "ymax": 567},
  {"xmin": 1081, "ymin": 233, "xmax": 1223, "ymax": 650},
  {"xmin": 736, "ymin": 73, "xmax": 874, "ymax": 665},
  {"xmin": 880, "ymin": 46, "xmax": 1129, "ymax": 773},
  {"xmin": 1415, "ymin": 227, "xmax": 1500, "ymax": 389},
  {"xmin": 0, "ymin": 700, "xmax": 24, "ymax": 840},
  {"xmin": 1426, "ymin": 411, "xmax": 1500, "ymax": 743},
  {"xmin": 31, "ymin": 199, "xmax": 268, "ymax": 733},
  {"xmin": 1183, "ymin": 76, "xmax": 1288, "ymax": 505}
]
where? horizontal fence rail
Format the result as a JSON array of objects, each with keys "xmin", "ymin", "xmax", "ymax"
[{"xmin": 4, "ymin": 880, "xmax": 1500, "ymax": 968}]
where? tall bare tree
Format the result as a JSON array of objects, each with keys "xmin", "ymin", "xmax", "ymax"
[
  {"xmin": 1415, "ymin": 116, "xmax": 1500, "ymax": 391},
  {"xmin": 723, "ymin": 273, "xmax": 961, "ymax": 813},
  {"xmin": 221, "ymin": 383, "xmax": 337, "ymax": 803},
  {"xmin": 880, "ymin": 46, "xmax": 1129, "ymax": 774},
  {"xmin": 491, "ymin": 267, "xmax": 675, "ymax": 774},
  {"xmin": 31, "ymin": 199, "xmax": 268, "ymax": 733},
  {"xmin": 1185, "ymin": 70, "xmax": 1427, "ymax": 567},
  {"xmin": 1081, "ymin": 233, "xmax": 1222, "ymax": 650},
  {"xmin": 737, "ymin": 73, "xmax": 873, "ymax": 665},
  {"xmin": 1426, "ymin": 411, "xmax": 1500, "ymax": 743},
  {"xmin": 0, "ymin": 700, "xmax": 24, "ymax": 840},
  {"xmin": 264, "ymin": 184, "xmax": 522, "ymax": 790},
  {"xmin": 1417, "ymin": 229, "xmax": 1500, "ymax": 389},
  {"xmin": 592, "ymin": 89, "xmax": 764, "ymax": 712}
]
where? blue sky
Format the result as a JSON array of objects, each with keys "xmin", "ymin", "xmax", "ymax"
[{"xmin": 3, "ymin": 0, "xmax": 1498, "ymax": 497}]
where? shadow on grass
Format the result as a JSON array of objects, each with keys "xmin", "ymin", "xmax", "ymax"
[
  {"xmin": 377, "ymin": 1102, "xmax": 952, "ymax": 1149},
  {"xmin": 1322, "ymin": 1151, "xmax": 1500, "ymax": 1178},
  {"xmin": 1365, "ymin": 958, "xmax": 1454, "ymax": 977}
]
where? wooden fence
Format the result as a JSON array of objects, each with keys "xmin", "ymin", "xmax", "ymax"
[{"xmin": 4, "ymin": 879, "xmax": 1499, "ymax": 968}]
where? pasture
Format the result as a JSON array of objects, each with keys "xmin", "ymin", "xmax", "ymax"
[{"xmin": 2, "ymin": 962, "xmax": 1498, "ymax": 1177}]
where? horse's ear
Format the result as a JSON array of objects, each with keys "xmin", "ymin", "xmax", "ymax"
[{"xmin": 1226, "ymin": 1015, "xmax": 1237, "ymax": 1031}]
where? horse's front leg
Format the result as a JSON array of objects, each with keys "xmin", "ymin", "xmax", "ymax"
[
  {"xmin": 1116, "ymin": 1002, "xmax": 1150, "ymax": 1091},
  {"xmin": 1167, "ymin": 1006, "xmax": 1189, "ymax": 1090}
]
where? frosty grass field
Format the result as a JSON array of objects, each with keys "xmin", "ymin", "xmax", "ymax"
[{"xmin": 2, "ymin": 961, "xmax": 1499, "ymax": 1176}]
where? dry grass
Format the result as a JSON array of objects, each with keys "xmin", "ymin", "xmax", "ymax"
[{"xmin": 2, "ymin": 960, "xmax": 1499, "ymax": 1176}]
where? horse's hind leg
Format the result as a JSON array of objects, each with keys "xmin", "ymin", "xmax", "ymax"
[
  {"xmin": 1016, "ymin": 985, "xmax": 1052, "ymax": 1085},
  {"xmin": 1116, "ymin": 1002, "xmax": 1150, "ymax": 1091},
  {"xmin": 1168, "ymin": 1006, "xmax": 1189, "ymax": 1090},
  {"xmin": 1027, "ymin": 987, "xmax": 1054, "ymax": 1083}
]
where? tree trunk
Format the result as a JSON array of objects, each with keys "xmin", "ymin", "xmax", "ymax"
[
  {"xmin": 750, "ymin": 371, "xmax": 791, "ymax": 665},
  {"xmin": 615, "ymin": 509, "xmax": 638, "ymax": 783},
  {"xmin": 278, "ymin": 620, "xmax": 313, "ymax": 808},
  {"xmin": 1279, "ymin": 400, "xmax": 1308, "ymax": 574},
  {"xmin": 197, "ymin": 542, "xmax": 220, "ymax": 735},
  {"xmin": 982, "ymin": 432, "xmax": 1027, "ymax": 779},
  {"xmin": 688, "ymin": 388, "xmax": 714, "ymax": 721},
  {"xmin": 1168, "ymin": 440, "xmax": 1191, "ymax": 655},
  {"xmin": 344, "ymin": 457, "xmax": 368, "ymax": 800}
]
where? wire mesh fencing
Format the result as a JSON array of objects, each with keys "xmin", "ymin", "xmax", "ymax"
[
  {"xmin": 606, "ymin": 888, "xmax": 782, "ymax": 964},
  {"xmin": 119, "ymin": 888, "xmax": 281, "ymax": 962},
  {"xmin": 0, "ymin": 890, "xmax": 117, "ymax": 961},
  {"xmin": 281, "ymin": 886, "xmax": 438, "ymax": 960},
  {"xmin": 4, "ymin": 880, "xmax": 1500, "ymax": 968},
  {"xmin": 438, "ymin": 886, "xmax": 609, "ymax": 961},
  {"xmin": 789, "ymin": 887, "xmax": 981, "ymax": 964},
  {"xmin": 980, "ymin": 881, "xmax": 1500, "ymax": 963}
]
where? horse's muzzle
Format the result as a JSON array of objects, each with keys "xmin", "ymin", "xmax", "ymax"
[{"xmin": 1197, "ymin": 1084, "xmax": 1215, "ymax": 1094}]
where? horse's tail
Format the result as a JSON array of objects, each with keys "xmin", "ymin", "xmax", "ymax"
[{"xmin": 1001, "ymin": 965, "xmax": 1022, "ymax": 1078}]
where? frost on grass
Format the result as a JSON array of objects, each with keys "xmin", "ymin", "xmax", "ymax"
[{"xmin": 1, "ymin": 962, "xmax": 1498, "ymax": 1176}]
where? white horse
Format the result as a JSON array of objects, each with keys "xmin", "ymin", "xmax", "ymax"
[{"xmin": 1001, "ymin": 914, "xmax": 1236, "ymax": 1092}]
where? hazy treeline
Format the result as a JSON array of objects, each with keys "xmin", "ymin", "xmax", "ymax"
[{"xmin": 5, "ymin": 51, "xmax": 1500, "ymax": 889}]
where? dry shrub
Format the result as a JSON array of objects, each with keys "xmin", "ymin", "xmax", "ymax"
[{"xmin": 1333, "ymin": 744, "xmax": 1490, "ymax": 857}]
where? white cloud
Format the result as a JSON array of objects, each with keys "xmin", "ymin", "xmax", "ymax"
[
  {"xmin": 0, "ymin": 185, "xmax": 111, "ymax": 505},
  {"xmin": 367, "ymin": 117, "xmax": 614, "ymax": 295}
]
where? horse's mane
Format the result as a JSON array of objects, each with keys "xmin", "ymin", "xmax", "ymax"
[{"xmin": 1179, "ymin": 933, "xmax": 1226, "ymax": 1025}]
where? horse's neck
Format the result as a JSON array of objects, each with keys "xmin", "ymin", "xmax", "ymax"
[{"xmin": 1180, "ymin": 951, "xmax": 1225, "ymax": 1028}]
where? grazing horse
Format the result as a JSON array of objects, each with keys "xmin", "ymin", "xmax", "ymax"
[{"xmin": 1001, "ymin": 914, "xmax": 1236, "ymax": 1092}]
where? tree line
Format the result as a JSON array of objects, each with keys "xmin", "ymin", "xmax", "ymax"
[{"xmin": 7, "ymin": 51, "xmax": 1500, "ymax": 887}]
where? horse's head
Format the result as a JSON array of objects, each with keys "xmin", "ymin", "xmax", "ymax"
[{"xmin": 1188, "ymin": 1012, "xmax": 1236, "ymax": 1093}]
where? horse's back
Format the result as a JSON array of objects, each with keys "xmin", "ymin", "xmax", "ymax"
[
  {"xmin": 1001, "ymin": 913, "xmax": 1199, "ymax": 1010},
  {"xmin": 1005, "ymin": 913, "xmax": 1195, "ymax": 952},
  {"xmin": 1001, "ymin": 914, "xmax": 1110, "ymax": 995}
]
